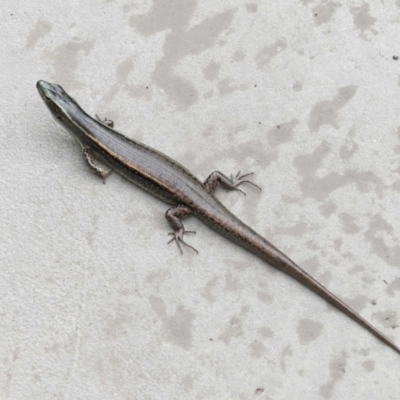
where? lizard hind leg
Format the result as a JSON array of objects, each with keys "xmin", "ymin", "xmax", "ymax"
[{"xmin": 165, "ymin": 205, "xmax": 198, "ymax": 254}]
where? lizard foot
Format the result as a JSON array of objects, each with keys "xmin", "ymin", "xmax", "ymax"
[
  {"xmin": 167, "ymin": 229, "xmax": 198, "ymax": 254},
  {"xmin": 230, "ymin": 171, "xmax": 262, "ymax": 195}
]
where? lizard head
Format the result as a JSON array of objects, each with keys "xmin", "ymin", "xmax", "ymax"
[{"xmin": 37, "ymin": 80, "xmax": 81, "ymax": 125}]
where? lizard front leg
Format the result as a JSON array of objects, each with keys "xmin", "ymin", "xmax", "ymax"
[
  {"xmin": 83, "ymin": 148, "xmax": 112, "ymax": 184},
  {"xmin": 204, "ymin": 171, "xmax": 261, "ymax": 195},
  {"xmin": 95, "ymin": 114, "xmax": 114, "ymax": 128},
  {"xmin": 82, "ymin": 115, "xmax": 114, "ymax": 183}
]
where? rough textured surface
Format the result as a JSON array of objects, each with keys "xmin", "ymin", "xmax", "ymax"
[{"xmin": 1, "ymin": 1, "xmax": 400, "ymax": 399}]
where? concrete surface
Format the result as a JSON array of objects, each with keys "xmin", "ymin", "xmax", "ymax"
[{"xmin": 1, "ymin": 1, "xmax": 400, "ymax": 399}]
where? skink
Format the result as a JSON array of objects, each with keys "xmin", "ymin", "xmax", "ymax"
[{"xmin": 37, "ymin": 80, "xmax": 400, "ymax": 355}]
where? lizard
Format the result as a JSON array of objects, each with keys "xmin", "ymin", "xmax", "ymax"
[{"xmin": 37, "ymin": 80, "xmax": 400, "ymax": 355}]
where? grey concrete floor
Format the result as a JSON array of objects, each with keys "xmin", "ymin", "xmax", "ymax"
[{"xmin": 1, "ymin": 1, "xmax": 400, "ymax": 399}]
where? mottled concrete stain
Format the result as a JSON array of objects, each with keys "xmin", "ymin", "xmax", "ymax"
[
  {"xmin": 308, "ymin": 85, "xmax": 358, "ymax": 132},
  {"xmin": 232, "ymin": 50, "xmax": 246, "ymax": 62},
  {"xmin": 319, "ymin": 201, "xmax": 337, "ymax": 218},
  {"xmin": 12, "ymin": 347, "xmax": 19, "ymax": 363},
  {"xmin": 341, "ymin": 295, "xmax": 369, "ymax": 314},
  {"xmin": 281, "ymin": 193, "xmax": 300, "ymax": 205},
  {"xmin": 224, "ymin": 270, "xmax": 241, "ymax": 292},
  {"xmin": 266, "ymin": 119, "xmax": 298, "ymax": 147},
  {"xmin": 294, "ymin": 141, "xmax": 385, "ymax": 201},
  {"xmin": 339, "ymin": 134, "xmax": 358, "ymax": 160},
  {"xmin": 3, "ymin": 368, "xmax": 11, "ymax": 399},
  {"xmin": 294, "ymin": 142, "xmax": 331, "ymax": 178},
  {"xmin": 292, "ymin": 81, "xmax": 303, "ymax": 92},
  {"xmin": 372, "ymin": 309, "xmax": 398, "ymax": 330},
  {"xmin": 333, "ymin": 238, "xmax": 342, "ymax": 252},
  {"xmin": 218, "ymin": 310, "xmax": 248, "ymax": 345},
  {"xmin": 297, "ymin": 318, "xmax": 323, "ymax": 345},
  {"xmin": 130, "ymin": 1, "xmax": 236, "ymax": 109},
  {"xmin": 149, "ymin": 296, "xmax": 195, "ymax": 350},
  {"xmin": 349, "ymin": 265, "xmax": 365, "ymax": 275},
  {"xmin": 145, "ymin": 268, "xmax": 171, "ymax": 287},
  {"xmin": 245, "ymin": 3, "xmax": 258, "ymax": 13},
  {"xmin": 301, "ymin": 258, "xmax": 335, "ymax": 287},
  {"xmin": 195, "ymin": 139, "xmax": 278, "ymax": 178},
  {"xmin": 280, "ymin": 346, "xmax": 293, "ymax": 373},
  {"xmin": 203, "ymin": 89, "xmax": 213, "ymax": 99},
  {"xmin": 274, "ymin": 219, "xmax": 308, "ymax": 237},
  {"xmin": 85, "ymin": 213, "xmax": 99, "ymax": 250},
  {"xmin": 255, "ymin": 39, "xmax": 287, "ymax": 69},
  {"xmin": 182, "ymin": 374, "xmax": 194, "ymax": 391},
  {"xmin": 338, "ymin": 212, "xmax": 361, "ymax": 234},
  {"xmin": 361, "ymin": 359, "xmax": 375, "ymax": 372},
  {"xmin": 364, "ymin": 214, "xmax": 400, "ymax": 267},
  {"xmin": 387, "ymin": 278, "xmax": 400, "ymax": 297},
  {"xmin": 259, "ymin": 327, "xmax": 274, "ymax": 338},
  {"xmin": 123, "ymin": 208, "xmax": 145, "ymax": 227},
  {"xmin": 52, "ymin": 39, "xmax": 95, "ymax": 88},
  {"xmin": 318, "ymin": 355, "xmax": 347, "ymax": 400},
  {"xmin": 98, "ymin": 350, "xmax": 139, "ymax": 390},
  {"xmin": 122, "ymin": 3, "xmax": 135, "ymax": 13},
  {"xmin": 360, "ymin": 274, "xmax": 375, "ymax": 285},
  {"xmin": 202, "ymin": 276, "xmax": 219, "ymax": 302},
  {"xmin": 124, "ymin": 83, "xmax": 153, "ymax": 102},
  {"xmin": 256, "ymin": 291, "xmax": 274, "ymax": 304},
  {"xmin": 102, "ymin": 58, "xmax": 135, "ymax": 103},
  {"xmin": 217, "ymin": 78, "xmax": 247, "ymax": 96},
  {"xmin": 299, "ymin": 255, "xmax": 321, "ymax": 279},
  {"xmin": 350, "ymin": 3, "xmax": 378, "ymax": 39},
  {"xmin": 312, "ymin": 2, "xmax": 340, "ymax": 26},
  {"xmin": 131, "ymin": 0, "xmax": 196, "ymax": 36},
  {"xmin": 234, "ymin": 124, "xmax": 248, "ymax": 133},
  {"xmin": 103, "ymin": 303, "xmax": 134, "ymax": 339},
  {"xmin": 203, "ymin": 61, "xmax": 220, "ymax": 81},
  {"xmin": 250, "ymin": 340, "xmax": 267, "ymax": 358},
  {"xmin": 25, "ymin": 19, "xmax": 51, "ymax": 49},
  {"xmin": 300, "ymin": 0, "xmax": 314, "ymax": 5},
  {"xmin": 318, "ymin": 270, "xmax": 333, "ymax": 287},
  {"xmin": 201, "ymin": 125, "xmax": 216, "ymax": 138}
]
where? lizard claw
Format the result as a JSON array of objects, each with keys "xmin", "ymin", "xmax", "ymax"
[{"xmin": 167, "ymin": 229, "xmax": 198, "ymax": 254}]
